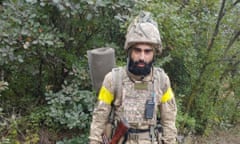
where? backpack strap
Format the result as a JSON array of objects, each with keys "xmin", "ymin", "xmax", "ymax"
[
  {"xmin": 153, "ymin": 67, "xmax": 168, "ymax": 98},
  {"xmin": 153, "ymin": 67, "xmax": 167, "ymax": 142},
  {"xmin": 105, "ymin": 67, "xmax": 122, "ymax": 138},
  {"xmin": 112, "ymin": 67, "xmax": 123, "ymax": 105},
  {"xmin": 107, "ymin": 67, "xmax": 122, "ymax": 122}
]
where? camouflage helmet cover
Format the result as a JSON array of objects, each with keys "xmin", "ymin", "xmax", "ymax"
[{"xmin": 124, "ymin": 12, "xmax": 162, "ymax": 53}]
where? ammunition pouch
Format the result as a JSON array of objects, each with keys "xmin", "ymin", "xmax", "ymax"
[
  {"xmin": 123, "ymin": 128, "xmax": 158, "ymax": 141},
  {"xmin": 127, "ymin": 128, "xmax": 152, "ymax": 141}
]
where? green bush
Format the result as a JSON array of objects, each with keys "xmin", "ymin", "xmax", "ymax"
[
  {"xmin": 46, "ymin": 64, "xmax": 95, "ymax": 130},
  {"xmin": 46, "ymin": 89, "xmax": 95, "ymax": 129},
  {"xmin": 45, "ymin": 64, "xmax": 95, "ymax": 143}
]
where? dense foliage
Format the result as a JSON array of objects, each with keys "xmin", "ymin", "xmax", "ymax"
[{"xmin": 0, "ymin": 0, "xmax": 239, "ymax": 143}]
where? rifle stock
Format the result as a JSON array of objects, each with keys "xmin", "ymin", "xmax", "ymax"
[{"xmin": 102, "ymin": 117, "xmax": 129, "ymax": 144}]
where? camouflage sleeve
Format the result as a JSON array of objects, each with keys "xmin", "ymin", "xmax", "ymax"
[
  {"xmin": 89, "ymin": 72, "xmax": 114, "ymax": 144},
  {"xmin": 159, "ymin": 75, "xmax": 177, "ymax": 144}
]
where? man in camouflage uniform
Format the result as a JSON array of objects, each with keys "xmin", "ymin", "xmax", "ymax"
[{"xmin": 89, "ymin": 12, "xmax": 177, "ymax": 144}]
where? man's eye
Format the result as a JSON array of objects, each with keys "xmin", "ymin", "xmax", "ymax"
[
  {"xmin": 133, "ymin": 47, "xmax": 142, "ymax": 53},
  {"xmin": 144, "ymin": 49, "xmax": 153, "ymax": 53}
]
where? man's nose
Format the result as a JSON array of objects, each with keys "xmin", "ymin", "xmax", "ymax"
[{"xmin": 139, "ymin": 51, "xmax": 145, "ymax": 60}]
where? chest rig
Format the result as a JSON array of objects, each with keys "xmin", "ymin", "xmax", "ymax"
[
  {"xmin": 112, "ymin": 67, "xmax": 164, "ymax": 127},
  {"xmin": 121, "ymin": 79, "xmax": 157, "ymax": 126}
]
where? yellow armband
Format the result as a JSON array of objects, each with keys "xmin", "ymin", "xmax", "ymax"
[
  {"xmin": 98, "ymin": 86, "xmax": 114, "ymax": 105},
  {"xmin": 161, "ymin": 87, "xmax": 174, "ymax": 103}
]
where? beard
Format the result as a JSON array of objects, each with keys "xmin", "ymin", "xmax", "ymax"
[{"xmin": 128, "ymin": 58, "xmax": 153, "ymax": 76}]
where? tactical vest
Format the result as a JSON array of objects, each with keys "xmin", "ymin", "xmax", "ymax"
[{"xmin": 111, "ymin": 67, "xmax": 167, "ymax": 127}]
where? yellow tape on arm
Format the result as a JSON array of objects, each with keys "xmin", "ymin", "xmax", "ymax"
[
  {"xmin": 98, "ymin": 86, "xmax": 114, "ymax": 105},
  {"xmin": 161, "ymin": 88, "xmax": 174, "ymax": 103}
]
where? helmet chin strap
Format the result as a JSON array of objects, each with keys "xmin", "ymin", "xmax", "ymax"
[{"xmin": 126, "ymin": 49, "xmax": 131, "ymax": 69}]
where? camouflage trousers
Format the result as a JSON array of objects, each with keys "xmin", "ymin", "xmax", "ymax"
[{"xmin": 116, "ymin": 131, "xmax": 162, "ymax": 144}]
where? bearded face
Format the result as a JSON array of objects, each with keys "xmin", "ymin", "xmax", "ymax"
[
  {"xmin": 128, "ymin": 57, "xmax": 153, "ymax": 76},
  {"xmin": 127, "ymin": 43, "xmax": 154, "ymax": 76}
]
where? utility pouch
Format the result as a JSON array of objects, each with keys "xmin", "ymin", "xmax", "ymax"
[
  {"xmin": 156, "ymin": 123, "xmax": 163, "ymax": 144},
  {"xmin": 145, "ymin": 99, "xmax": 155, "ymax": 119}
]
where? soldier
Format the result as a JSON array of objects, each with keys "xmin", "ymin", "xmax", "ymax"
[{"xmin": 89, "ymin": 12, "xmax": 177, "ymax": 144}]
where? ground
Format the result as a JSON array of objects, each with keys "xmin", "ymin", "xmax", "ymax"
[{"xmin": 181, "ymin": 124, "xmax": 240, "ymax": 144}]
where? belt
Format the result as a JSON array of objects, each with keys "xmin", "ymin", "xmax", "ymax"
[{"xmin": 128, "ymin": 128, "xmax": 150, "ymax": 133}]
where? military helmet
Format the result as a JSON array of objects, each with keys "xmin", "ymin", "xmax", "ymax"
[{"xmin": 124, "ymin": 12, "xmax": 162, "ymax": 53}]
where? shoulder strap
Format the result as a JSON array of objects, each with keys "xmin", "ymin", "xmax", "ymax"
[
  {"xmin": 112, "ymin": 67, "xmax": 122, "ymax": 103},
  {"xmin": 154, "ymin": 67, "xmax": 167, "ymax": 95},
  {"xmin": 107, "ymin": 67, "xmax": 122, "ymax": 129}
]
